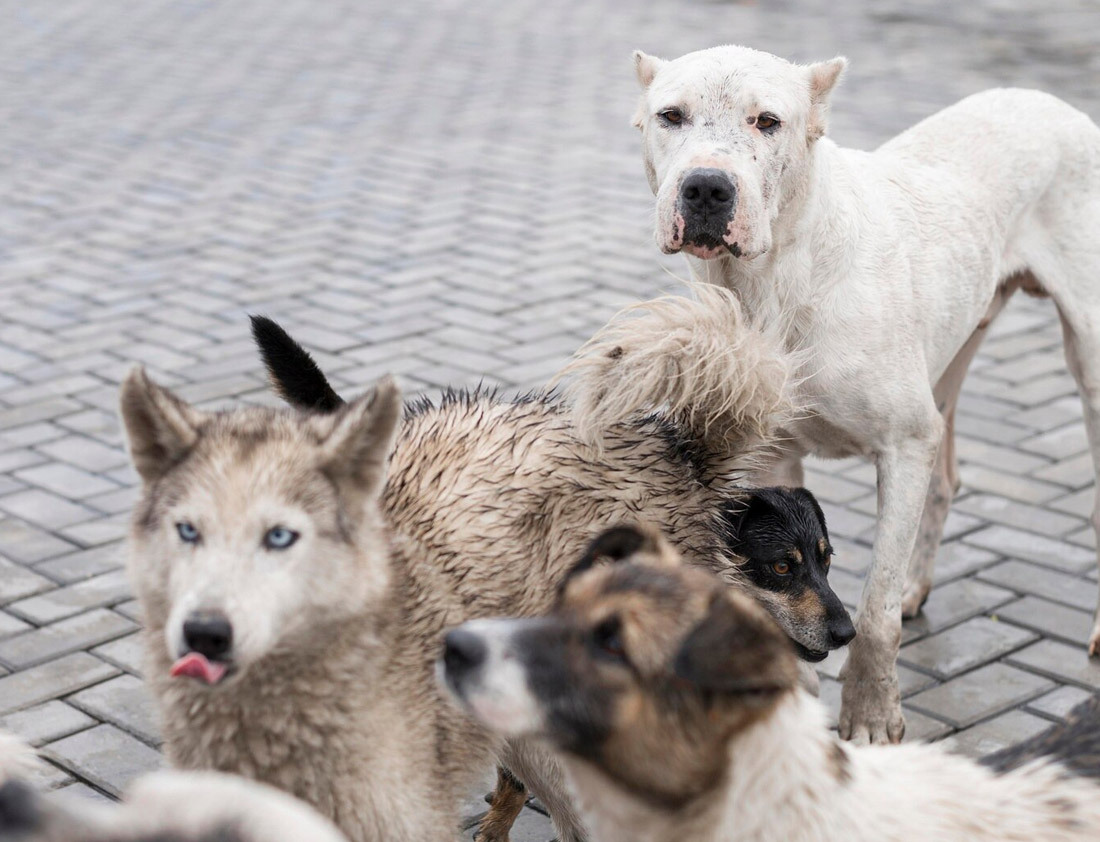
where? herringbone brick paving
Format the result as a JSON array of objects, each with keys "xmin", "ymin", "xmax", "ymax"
[{"xmin": 1, "ymin": 0, "xmax": 1099, "ymax": 834}]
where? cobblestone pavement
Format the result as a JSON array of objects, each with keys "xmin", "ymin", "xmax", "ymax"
[{"xmin": 2, "ymin": 0, "xmax": 1100, "ymax": 834}]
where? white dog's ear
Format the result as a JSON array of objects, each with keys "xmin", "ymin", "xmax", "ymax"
[
  {"xmin": 632, "ymin": 51, "xmax": 665, "ymax": 88},
  {"xmin": 319, "ymin": 376, "xmax": 401, "ymax": 501},
  {"xmin": 119, "ymin": 366, "xmax": 206, "ymax": 484},
  {"xmin": 806, "ymin": 56, "xmax": 847, "ymax": 141}
]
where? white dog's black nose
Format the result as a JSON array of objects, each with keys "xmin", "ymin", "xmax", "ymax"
[
  {"xmin": 183, "ymin": 612, "xmax": 233, "ymax": 660},
  {"xmin": 680, "ymin": 168, "xmax": 736, "ymax": 216},
  {"xmin": 443, "ymin": 628, "xmax": 487, "ymax": 679}
]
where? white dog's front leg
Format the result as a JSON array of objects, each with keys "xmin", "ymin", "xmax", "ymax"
[{"xmin": 840, "ymin": 419, "xmax": 944, "ymax": 745}]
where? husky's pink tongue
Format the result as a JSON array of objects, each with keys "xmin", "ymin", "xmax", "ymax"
[{"xmin": 170, "ymin": 652, "xmax": 228, "ymax": 684}]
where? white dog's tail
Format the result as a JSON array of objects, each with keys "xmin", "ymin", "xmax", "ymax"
[
  {"xmin": 558, "ymin": 284, "xmax": 797, "ymax": 478},
  {"xmin": 0, "ymin": 730, "xmax": 42, "ymax": 785}
]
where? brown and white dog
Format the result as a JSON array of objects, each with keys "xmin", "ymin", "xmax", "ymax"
[{"xmin": 442, "ymin": 525, "xmax": 1100, "ymax": 842}]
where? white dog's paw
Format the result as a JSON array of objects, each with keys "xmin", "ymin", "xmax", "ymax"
[
  {"xmin": 900, "ymin": 578, "xmax": 931, "ymax": 619},
  {"xmin": 838, "ymin": 643, "xmax": 904, "ymax": 745}
]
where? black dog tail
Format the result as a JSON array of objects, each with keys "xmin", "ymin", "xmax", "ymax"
[{"xmin": 249, "ymin": 315, "xmax": 346, "ymax": 413}]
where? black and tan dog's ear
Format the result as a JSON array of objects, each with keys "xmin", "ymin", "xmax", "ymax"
[
  {"xmin": 119, "ymin": 366, "xmax": 207, "ymax": 484},
  {"xmin": 674, "ymin": 593, "xmax": 797, "ymax": 696}
]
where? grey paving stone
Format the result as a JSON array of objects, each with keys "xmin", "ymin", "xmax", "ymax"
[
  {"xmin": 0, "ymin": 556, "xmax": 55, "ymax": 604},
  {"xmin": 901, "ymin": 708, "xmax": 954, "ymax": 743},
  {"xmin": 906, "ymin": 664, "xmax": 1054, "ymax": 729},
  {"xmin": 931, "ymin": 541, "xmax": 1000, "ymax": 584},
  {"xmin": 1006, "ymin": 639, "xmax": 1100, "ymax": 689},
  {"xmin": 0, "ymin": 653, "xmax": 119, "ymax": 716},
  {"xmin": 994, "ymin": 596, "xmax": 1094, "ymax": 645},
  {"xmin": 0, "ymin": 701, "xmax": 96, "ymax": 746},
  {"xmin": 903, "ymin": 577, "xmax": 1016, "ymax": 637},
  {"xmin": 977, "ymin": 560, "xmax": 1096, "ymax": 611},
  {"xmin": 68, "ymin": 674, "xmax": 160, "ymax": 746},
  {"xmin": 44, "ymin": 723, "xmax": 162, "ymax": 798},
  {"xmin": 900, "ymin": 617, "xmax": 1037, "ymax": 680},
  {"xmin": 32, "ymin": 543, "xmax": 125, "ymax": 584},
  {"xmin": 1025, "ymin": 685, "xmax": 1095, "ymax": 721},
  {"xmin": 0, "ymin": 608, "xmax": 137, "ymax": 670},
  {"xmin": 13, "ymin": 463, "xmax": 119, "ymax": 500},
  {"xmin": 0, "ymin": 489, "xmax": 98, "ymax": 531},
  {"xmin": 942, "ymin": 709, "xmax": 1054, "ymax": 758},
  {"xmin": 92, "ymin": 633, "xmax": 146, "ymax": 677},
  {"xmin": 953, "ymin": 496, "xmax": 1083, "ymax": 540},
  {"xmin": 0, "ymin": 610, "xmax": 32, "ymax": 640},
  {"xmin": 7, "ymin": 570, "xmax": 132, "ymax": 625}
]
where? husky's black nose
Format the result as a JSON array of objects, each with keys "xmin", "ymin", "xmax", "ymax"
[
  {"xmin": 183, "ymin": 612, "xmax": 234, "ymax": 660},
  {"xmin": 443, "ymin": 628, "xmax": 487, "ymax": 679},
  {"xmin": 680, "ymin": 168, "xmax": 736, "ymax": 217},
  {"xmin": 828, "ymin": 613, "xmax": 857, "ymax": 648}
]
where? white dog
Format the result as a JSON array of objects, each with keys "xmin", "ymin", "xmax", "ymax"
[{"xmin": 630, "ymin": 44, "xmax": 1100, "ymax": 743}]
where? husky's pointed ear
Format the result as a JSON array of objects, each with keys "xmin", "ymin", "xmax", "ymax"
[
  {"xmin": 674, "ymin": 592, "xmax": 798, "ymax": 696},
  {"xmin": 806, "ymin": 56, "xmax": 847, "ymax": 141},
  {"xmin": 633, "ymin": 50, "xmax": 665, "ymax": 88},
  {"xmin": 319, "ymin": 376, "xmax": 401, "ymax": 500},
  {"xmin": 119, "ymin": 367, "xmax": 205, "ymax": 484}
]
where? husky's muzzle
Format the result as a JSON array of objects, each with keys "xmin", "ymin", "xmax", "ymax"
[
  {"xmin": 678, "ymin": 168, "xmax": 738, "ymax": 257},
  {"xmin": 170, "ymin": 610, "xmax": 234, "ymax": 685}
]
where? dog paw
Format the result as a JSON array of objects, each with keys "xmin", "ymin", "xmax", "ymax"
[
  {"xmin": 838, "ymin": 643, "xmax": 904, "ymax": 745},
  {"xmin": 900, "ymin": 579, "xmax": 930, "ymax": 619}
]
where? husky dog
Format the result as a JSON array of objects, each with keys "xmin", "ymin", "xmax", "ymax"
[
  {"xmin": 249, "ymin": 309, "xmax": 851, "ymax": 840},
  {"xmin": 630, "ymin": 44, "xmax": 1100, "ymax": 744},
  {"xmin": 442, "ymin": 525, "xmax": 1100, "ymax": 842}
]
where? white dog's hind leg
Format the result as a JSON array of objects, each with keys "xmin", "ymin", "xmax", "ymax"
[
  {"xmin": 1051, "ymin": 303, "xmax": 1100, "ymax": 656},
  {"xmin": 840, "ymin": 411, "xmax": 944, "ymax": 745}
]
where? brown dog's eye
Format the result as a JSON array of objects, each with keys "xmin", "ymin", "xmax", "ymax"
[
  {"xmin": 659, "ymin": 108, "xmax": 684, "ymax": 125},
  {"xmin": 772, "ymin": 561, "xmax": 791, "ymax": 576},
  {"xmin": 756, "ymin": 113, "xmax": 780, "ymax": 131},
  {"xmin": 593, "ymin": 616, "xmax": 626, "ymax": 659}
]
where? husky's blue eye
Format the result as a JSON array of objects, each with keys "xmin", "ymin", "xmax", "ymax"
[
  {"xmin": 176, "ymin": 522, "xmax": 200, "ymax": 544},
  {"xmin": 263, "ymin": 527, "xmax": 299, "ymax": 550}
]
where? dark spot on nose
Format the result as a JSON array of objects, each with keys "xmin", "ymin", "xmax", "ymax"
[
  {"xmin": 680, "ymin": 168, "xmax": 736, "ymax": 216},
  {"xmin": 443, "ymin": 628, "xmax": 487, "ymax": 679},
  {"xmin": 183, "ymin": 612, "xmax": 233, "ymax": 660},
  {"xmin": 827, "ymin": 613, "xmax": 856, "ymax": 648}
]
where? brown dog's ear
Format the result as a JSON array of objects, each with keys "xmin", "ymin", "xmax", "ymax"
[
  {"xmin": 674, "ymin": 593, "xmax": 796, "ymax": 695},
  {"xmin": 318, "ymin": 376, "xmax": 401, "ymax": 501},
  {"xmin": 805, "ymin": 56, "xmax": 847, "ymax": 141},
  {"xmin": 119, "ymin": 367, "xmax": 206, "ymax": 484},
  {"xmin": 560, "ymin": 525, "xmax": 650, "ymax": 593}
]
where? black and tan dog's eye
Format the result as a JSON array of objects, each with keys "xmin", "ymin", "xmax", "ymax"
[
  {"xmin": 772, "ymin": 560, "xmax": 791, "ymax": 576},
  {"xmin": 659, "ymin": 108, "xmax": 685, "ymax": 126},
  {"xmin": 592, "ymin": 616, "xmax": 626, "ymax": 659},
  {"xmin": 756, "ymin": 113, "xmax": 780, "ymax": 131}
]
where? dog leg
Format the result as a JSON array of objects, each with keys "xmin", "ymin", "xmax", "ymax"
[
  {"xmin": 1052, "ymin": 305, "xmax": 1100, "ymax": 656},
  {"xmin": 500, "ymin": 740, "xmax": 588, "ymax": 842},
  {"xmin": 474, "ymin": 767, "xmax": 528, "ymax": 842},
  {"xmin": 840, "ymin": 414, "xmax": 944, "ymax": 744}
]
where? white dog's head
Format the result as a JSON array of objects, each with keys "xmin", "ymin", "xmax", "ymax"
[{"xmin": 632, "ymin": 45, "xmax": 846, "ymax": 261}]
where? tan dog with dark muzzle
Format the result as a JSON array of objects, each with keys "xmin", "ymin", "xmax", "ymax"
[{"xmin": 442, "ymin": 525, "xmax": 1100, "ymax": 842}]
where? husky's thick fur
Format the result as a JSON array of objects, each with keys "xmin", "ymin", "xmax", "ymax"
[
  {"xmin": 0, "ymin": 732, "xmax": 346, "ymax": 842},
  {"xmin": 631, "ymin": 44, "xmax": 1100, "ymax": 744},
  {"xmin": 443, "ymin": 526, "xmax": 1100, "ymax": 842},
  {"xmin": 122, "ymin": 294, "xmax": 845, "ymax": 842}
]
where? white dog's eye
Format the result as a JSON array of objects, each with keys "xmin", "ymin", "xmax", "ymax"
[
  {"xmin": 263, "ymin": 526, "xmax": 299, "ymax": 550},
  {"xmin": 756, "ymin": 113, "xmax": 781, "ymax": 132},
  {"xmin": 176, "ymin": 522, "xmax": 201, "ymax": 544},
  {"xmin": 658, "ymin": 108, "xmax": 685, "ymax": 126}
]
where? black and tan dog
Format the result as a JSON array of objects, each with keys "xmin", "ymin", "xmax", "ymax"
[{"xmin": 442, "ymin": 525, "xmax": 1100, "ymax": 842}]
